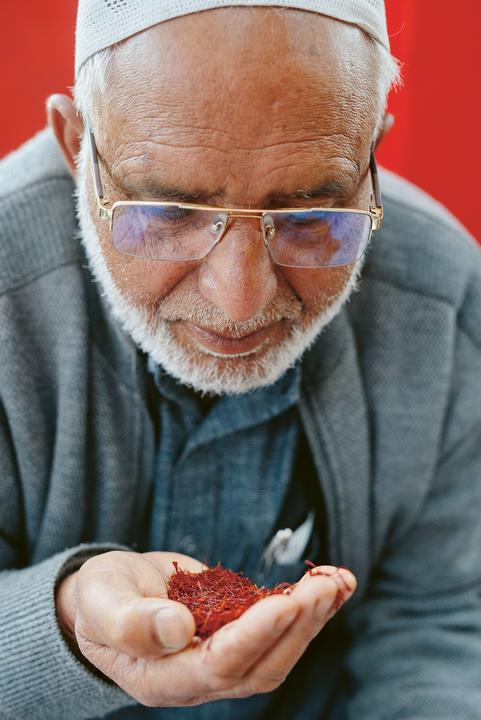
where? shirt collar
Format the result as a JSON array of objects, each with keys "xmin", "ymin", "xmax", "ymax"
[{"xmin": 148, "ymin": 357, "xmax": 301, "ymax": 444}]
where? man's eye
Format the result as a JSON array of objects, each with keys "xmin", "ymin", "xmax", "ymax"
[
  {"xmin": 290, "ymin": 216, "xmax": 319, "ymax": 226},
  {"xmin": 159, "ymin": 206, "xmax": 190, "ymax": 222},
  {"xmin": 284, "ymin": 214, "xmax": 323, "ymax": 229}
]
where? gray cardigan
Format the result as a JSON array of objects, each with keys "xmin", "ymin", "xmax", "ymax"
[{"xmin": 1, "ymin": 129, "xmax": 481, "ymax": 720}]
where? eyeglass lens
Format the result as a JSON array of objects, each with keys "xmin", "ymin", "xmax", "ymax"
[{"xmin": 111, "ymin": 204, "xmax": 372, "ymax": 267}]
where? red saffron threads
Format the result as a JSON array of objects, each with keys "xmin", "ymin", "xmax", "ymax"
[{"xmin": 167, "ymin": 562, "xmax": 292, "ymax": 639}]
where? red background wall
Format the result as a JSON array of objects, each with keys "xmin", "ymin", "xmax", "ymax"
[{"xmin": 2, "ymin": 1, "xmax": 480, "ymax": 240}]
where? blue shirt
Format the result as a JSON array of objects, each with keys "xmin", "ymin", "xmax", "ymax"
[
  {"xmin": 145, "ymin": 360, "xmax": 301, "ymax": 582},
  {"xmin": 113, "ymin": 362, "xmax": 326, "ymax": 720}
]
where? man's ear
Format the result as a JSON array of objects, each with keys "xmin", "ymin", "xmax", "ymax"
[
  {"xmin": 46, "ymin": 94, "xmax": 84, "ymax": 180},
  {"xmin": 374, "ymin": 112, "xmax": 395, "ymax": 151}
]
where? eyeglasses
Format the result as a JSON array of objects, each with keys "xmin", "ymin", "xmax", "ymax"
[{"xmin": 87, "ymin": 126, "xmax": 383, "ymax": 268}]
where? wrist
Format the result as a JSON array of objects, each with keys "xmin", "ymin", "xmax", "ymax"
[{"xmin": 55, "ymin": 570, "xmax": 78, "ymax": 640}]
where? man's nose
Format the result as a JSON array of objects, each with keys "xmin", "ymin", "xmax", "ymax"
[{"xmin": 198, "ymin": 218, "xmax": 278, "ymax": 322}]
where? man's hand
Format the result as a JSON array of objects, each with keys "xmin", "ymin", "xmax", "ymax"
[{"xmin": 56, "ymin": 551, "xmax": 356, "ymax": 707}]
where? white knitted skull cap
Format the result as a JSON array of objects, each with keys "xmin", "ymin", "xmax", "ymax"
[{"xmin": 75, "ymin": 0, "xmax": 390, "ymax": 76}]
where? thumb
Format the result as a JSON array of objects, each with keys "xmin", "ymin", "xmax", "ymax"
[
  {"xmin": 106, "ymin": 595, "xmax": 196, "ymax": 658},
  {"xmin": 74, "ymin": 552, "xmax": 196, "ymax": 659}
]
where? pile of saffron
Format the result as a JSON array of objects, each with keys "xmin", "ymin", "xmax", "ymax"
[{"xmin": 167, "ymin": 562, "xmax": 292, "ymax": 639}]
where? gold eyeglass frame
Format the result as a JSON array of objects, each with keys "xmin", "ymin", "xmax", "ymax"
[{"xmin": 86, "ymin": 124, "xmax": 384, "ymax": 268}]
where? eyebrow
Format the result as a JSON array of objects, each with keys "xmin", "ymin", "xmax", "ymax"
[
  {"xmin": 264, "ymin": 180, "xmax": 356, "ymax": 206},
  {"xmin": 103, "ymin": 160, "xmax": 358, "ymax": 208}
]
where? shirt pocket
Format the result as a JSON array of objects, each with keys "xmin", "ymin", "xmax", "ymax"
[{"xmin": 259, "ymin": 511, "xmax": 321, "ymax": 587}]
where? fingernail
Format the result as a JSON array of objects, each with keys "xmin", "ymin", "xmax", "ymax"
[
  {"xmin": 155, "ymin": 608, "xmax": 189, "ymax": 651},
  {"xmin": 306, "ymin": 565, "xmax": 338, "ymax": 577},
  {"xmin": 308, "ymin": 565, "xmax": 356, "ymax": 594},
  {"xmin": 274, "ymin": 606, "xmax": 298, "ymax": 635}
]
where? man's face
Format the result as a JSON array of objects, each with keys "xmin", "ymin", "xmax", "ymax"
[{"xmin": 77, "ymin": 8, "xmax": 379, "ymax": 394}]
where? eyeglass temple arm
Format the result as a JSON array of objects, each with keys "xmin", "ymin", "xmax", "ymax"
[
  {"xmin": 370, "ymin": 147, "xmax": 383, "ymax": 211},
  {"xmin": 85, "ymin": 122, "xmax": 107, "ymax": 202}
]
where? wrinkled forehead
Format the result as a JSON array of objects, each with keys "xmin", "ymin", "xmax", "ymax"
[{"xmin": 97, "ymin": 10, "xmax": 377, "ymax": 130}]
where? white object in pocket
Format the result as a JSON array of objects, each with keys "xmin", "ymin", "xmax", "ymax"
[{"xmin": 261, "ymin": 511, "xmax": 315, "ymax": 573}]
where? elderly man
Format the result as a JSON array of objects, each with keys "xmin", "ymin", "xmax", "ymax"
[{"xmin": 1, "ymin": 0, "xmax": 481, "ymax": 718}]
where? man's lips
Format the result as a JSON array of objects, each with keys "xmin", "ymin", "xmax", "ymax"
[{"xmin": 185, "ymin": 322, "xmax": 274, "ymax": 356}]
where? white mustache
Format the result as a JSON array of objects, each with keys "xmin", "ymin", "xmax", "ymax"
[{"xmin": 154, "ymin": 289, "xmax": 303, "ymax": 338}]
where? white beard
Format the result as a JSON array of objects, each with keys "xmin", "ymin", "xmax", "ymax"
[{"xmin": 75, "ymin": 136, "xmax": 362, "ymax": 396}]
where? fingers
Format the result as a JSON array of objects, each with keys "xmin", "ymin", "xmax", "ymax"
[
  {"xmin": 117, "ymin": 595, "xmax": 299, "ymax": 706},
  {"xmin": 198, "ymin": 594, "xmax": 300, "ymax": 678},
  {"xmin": 242, "ymin": 566, "xmax": 356, "ymax": 693},
  {"xmin": 296, "ymin": 565, "xmax": 357, "ymax": 618},
  {"xmin": 75, "ymin": 551, "xmax": 196, "ymax": 658},
  {"xmin": 107, "ymin": 596, "xmax": 196, "ymax": 658},
  {"xmin": 130, "ymin": 564, "xmax": 357, "ymax": 706},
  {"xmin": 184, "ymin": 564, "xmax": 355, "ymax": 693}
]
